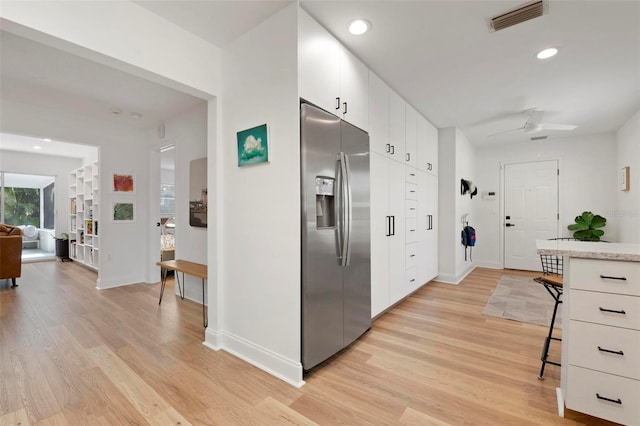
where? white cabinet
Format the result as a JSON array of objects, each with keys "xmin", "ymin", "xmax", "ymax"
[
  {"xmin": 299, "ymin": 9, "xmax": 368, "ymax": 130},
  {"xmin": 368, "ymin": 71, "xmax": 390, "ymax": 157},
  {"xmin": 417, "ymin": 170, "xmax": 438, "ymax": 285},
  {"xmin": 69, "ymin": 161, "xmax": 99, "ymax": 271},
  {"xmin": 405, "ymin": 104, "xmax": 417, "ymax": 168},
  {"xmin": 417, "ymin": 114, "xmax": 438, "ymax": 174},
  {"xmin": 566, "ymin": 258, "xmax": 640, "ymax": 426},
  {"xmin": 388, "ymin": 160, "xmax": 407, "ymax": 305},
  {"xmin": 389, "ymin": 89, "xmax": 406, "ymax": 163}
]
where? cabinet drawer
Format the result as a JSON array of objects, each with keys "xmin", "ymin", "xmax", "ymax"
[
  {"xmin": 405, "ymin": 183, "xmax": 418, "ymax": 200},
  {"xmin": 570, "ymin": 258, "xmax": 640, "ymax": 296},
  {"xmin": 405, "ymin": 218, "xmax": 418, "ymax": 243},
  {"xmin": 570, "ymin": 289, "xmax": 640, "ymax": 330},
  {"xmin": 406, "ymin": 242, "xmax": 419, "ymax": 269},
  {"xmin": 405, "ymin": 168, "xmax": 418, "ymax": 184},
  {"xmin": 405, "ymin": 199, "xmax": 417, "ymax": 218},
  {"xmin": 569, "ymin": 321, "xmax": 640, "ymax": 380},
  {"xmin": 567, "ymin": 365, "xmax": 640, "ymax": 426},
  {"xmin": 406, "ymin": 266, "xmax": 418, "ymax": 289}
]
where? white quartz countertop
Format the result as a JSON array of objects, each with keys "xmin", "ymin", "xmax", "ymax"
[{"xmin": 536, "ymin": 240, "xmax": 640, "ymax": 262}]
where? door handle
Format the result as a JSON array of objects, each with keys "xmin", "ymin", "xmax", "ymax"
[
  {"xmin": 342, "ymin": 102, "xmax": 348, "ymax": 115},
  {"xmin": 406, "ymin": 153, "xmax": 410, "ymax": 162},
  {"xmin": 390, "ymin": 145, "xmax": 395, "ymax": 155},
  {"xmin": 385, "ymin": 216, "xmax": 392, "ymax": 237},
  {"xmin": 386, "ymin": 144, "xmax": 391, "ymax": 153},
  {"xmin": 506, "ymin": 223, "xmax": 515, "ymax": 227},
  {"xmin": 335, "ymin": 97, "xmax": 341, "ymax": 110}
]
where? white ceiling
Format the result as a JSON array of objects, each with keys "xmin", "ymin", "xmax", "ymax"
[
  {"xmin": 2, "ymin": 171, "xmax": 55, "ymax": 189},
  {"xmin": 0, "ymin": 132, "xmax": 97, "ymax": 159},
  {"xmin": 0, "ymin": 0, "xmax": 638, "ymax": 152}
]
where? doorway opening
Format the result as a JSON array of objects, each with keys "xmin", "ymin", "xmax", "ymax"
[
  {"xmin": 0, "ymin": 171, "xmax": 56, "ymax": 262},
  {"xmin": 160, "ymin": 145, "xmax": 176, "ymax": 264}
]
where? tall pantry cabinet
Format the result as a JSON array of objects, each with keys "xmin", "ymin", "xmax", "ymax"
[
  {"xmin": 69, "ymin": 162, "xmax": 99, "ymax": 270},
  {"xmin": 298, "ymin": 8, "xmax": 438, "ymax": 318},
  {"xmin": 369, "ymin": 71, "xmax": 439, "ymax": 317}
]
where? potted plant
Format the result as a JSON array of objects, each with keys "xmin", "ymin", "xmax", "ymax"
[
  {"xmin": 52, "ymin": 232, "xmax": 71, "ymax": 261},
  {"xmin": 567, "ymin": 211, "xmax": 607, "ymax": 241}
]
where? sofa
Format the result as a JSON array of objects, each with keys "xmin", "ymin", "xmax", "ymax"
[{"xmin": 0, "ymin": 224, "xmax": 22, "ymax": 287}]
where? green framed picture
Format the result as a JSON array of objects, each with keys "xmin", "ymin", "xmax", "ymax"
[
  {"xmin": 237, "ymin": 123, "xmax": 269, "ymax": 167},
  {"xmin": 112, "ymin": 201, "xmax": 135, "ymax": 223}
]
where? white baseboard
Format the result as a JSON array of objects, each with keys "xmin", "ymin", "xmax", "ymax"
[
  {"xmin": 203, "ymin": 327, "xmax": 222, "ymax": 350},
  {"xmin": 96, "ymin": 274, "xmax": 145, "ymax": 290},
  {"xmin": 220, "ymin": 331, "xmax": 305, "ymax": 388},
  {"xmin": 434, "ymin": 265, "xmax": 476, "ymax": 285},
  {"xmin": 473, "ymin": 261, "xmax": 503, "ymax": 270}
]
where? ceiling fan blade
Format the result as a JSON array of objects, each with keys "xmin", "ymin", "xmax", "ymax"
[
  {"xmin": 487, "ymin": 127, "xmax": 524, "ymax": 137},
  {"xmin": 526, "ymin": 110, "xmax": 545, "ymax": 125},
  {"xmin": 540, "ymin": 123, "xmax": 578, "ymax": 131}
]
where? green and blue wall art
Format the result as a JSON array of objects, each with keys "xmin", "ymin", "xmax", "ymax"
[{"xmin": 237, "ymin": 124, "xmax": 269, "ymax": 167}]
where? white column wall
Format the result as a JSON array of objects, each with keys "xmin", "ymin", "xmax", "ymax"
[
  {"xmin": 616, "ymin": 110, "xmax": 640, "ymax": 243},
  {"xmin": 214, "ymin": 3, "xmax": 302, "ymax": 386}
]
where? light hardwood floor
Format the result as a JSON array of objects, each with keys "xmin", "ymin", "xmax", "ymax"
[{"xmin": 0, "ymin": 262, "xmax": 617, "ymax": 425}]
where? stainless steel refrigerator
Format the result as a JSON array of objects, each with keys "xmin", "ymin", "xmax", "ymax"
[{"xmin": 301, "ymin": 102, "xmax": 371, "ymax": 371}]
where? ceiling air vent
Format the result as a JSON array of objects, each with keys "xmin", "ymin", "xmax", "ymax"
[
  {"xmin": 530, "ymin": 136, "xmax": 548, "ymax": 141},
  {"xmin": 489, "ymin": 0, "xmax": 547, "ymax": 32}
]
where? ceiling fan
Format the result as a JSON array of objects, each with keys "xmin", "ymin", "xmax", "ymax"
[{"xmin": 489, "ymin": 108, "xmax": 577, "ymax": 137}]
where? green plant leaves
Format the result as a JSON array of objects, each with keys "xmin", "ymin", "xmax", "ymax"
[{"xmin": 568, "ymin": 211, "xmax": 607, "ymax": 241}]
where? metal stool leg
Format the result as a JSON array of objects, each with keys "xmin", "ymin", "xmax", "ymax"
[{"xmin": 538, "ymin": 285, "xmax": 562, "ymax": 380}]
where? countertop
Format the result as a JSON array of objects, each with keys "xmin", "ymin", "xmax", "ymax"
[{"xmin": 536, "ymin": 240, "xmax": 640, "ymax": 262}]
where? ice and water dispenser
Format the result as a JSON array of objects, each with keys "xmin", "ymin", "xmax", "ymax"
[{"xmin": 315, "ymin": 176, "xmax": 335, "ymax": 229}]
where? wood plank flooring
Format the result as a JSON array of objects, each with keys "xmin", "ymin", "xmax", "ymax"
[{"xmin": 0, "ymin": 262, "xmax": 617, "ymax": 425}]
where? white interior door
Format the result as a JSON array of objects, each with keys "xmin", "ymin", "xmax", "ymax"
[{"xmin": 504, "ymin": 160, "xmax": 559, "ymax": 271}]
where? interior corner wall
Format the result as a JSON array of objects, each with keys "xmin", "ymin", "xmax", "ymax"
[
  {"xmin": 437, "ymin": 128, "xmax": 457, "ymax": 282},
  {"xmin": 616, "ymin": 109, "xmax": 640, "ymax": 243},
  {"xmin": 158, "ymin": 102, "xmax": 208, "ymax": 303},
  {"xmin": 454, "ymin": 129, "xmax": 476, "ymax": 278},
  {"xmin": 0, "ymin": 99, "xmax": 149, "ymax": 288},
  {"xmin": 474, "ymin": 133, "xmax": 618, "ymax": 268},
  {"xmin": 0, "ymin": 150, "xmax": 82, "ymax": 235},
  {"xmin": 218, "ymin": 3, "xmax": 302, "ymax": 386}
]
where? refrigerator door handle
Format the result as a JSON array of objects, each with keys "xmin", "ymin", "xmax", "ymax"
[
  {"xmin": 342, "ymin": 152, "xmax": 353, "ymax": 267},
  {"xmin": 334, "ymin": 155, "xmax": 344, "ymax": 264}
]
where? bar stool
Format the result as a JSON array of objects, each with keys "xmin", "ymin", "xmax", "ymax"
[{"xmin": 533, "ymin": 237, "xmax": 575, "ymax": 380}]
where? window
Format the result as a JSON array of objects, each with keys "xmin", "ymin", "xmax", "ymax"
[
  {"xmin": 2, "ymin": 186, "xmax": 40, "ymax": 227},
  {"xmin": 160, "ymin": 184, "xmax": 175, "ymax": 216}
]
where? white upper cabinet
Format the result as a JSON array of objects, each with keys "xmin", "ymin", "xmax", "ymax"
[
  {"xmin": 299, "ymin": 10, "xmax": 340, "ymax": 114},
  {"xmin": 417, "ymin": 114, "xmax": 438, "ymax": 174},
  {"xmin": 368, "ymin": 71, "xmax": 390, "ymax": 157},
  {"xmin": 389, "ymin": 89, "xmax": 406, "ymax": 163},
  {"xmin": 405, "ymin": 104, "xmax": 417, "ymax": 168},
  {"xmin": 299, "ymin": 10, "xmax": 368, "ymax": 131},
  {"xmin": 338, "ymin": 46, "xmax": 369, "ymax": 130}
]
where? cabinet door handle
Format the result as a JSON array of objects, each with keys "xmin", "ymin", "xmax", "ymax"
[
  {"xmin": 427, "ymin": 162, "xmax": 432, "ymax": 170},
  {"xmin": 386, "ymin": 144, "xmax": 391, "ymax": 153},
  {"xmin": 390, "ymin": 145, "xmax": 395, "ymax": 155},
  {"xmin": 597, "ymin": 346, "xmax": 624, "ymax": 356},
  {"xmin": 600, "ymin": 275, "xmax": 627, "ymax": 281},
  {"xmin": 406, "ymin": 153, "xmax": 410, "ymax": 162},
  {"xmin": 410, "ymin": 279, "xmax": 415, "ymax": 283},
  {"xmin": 391, "ymin": 215, "xmax": 395, "ymax": 236},
  {"xmin": 385, "ymin": 216, "xmax": 391, "ymax": 237},
  {"xmin": 599, "ymin": 307, "xmax": 626, "ymax": 315},
  {"xmin": 336, "ymin": 97, "xmax": 341, "ymax": 110},
  {"xmin": 409, "ymin": 229, "xmax": 415, "ymax": 232},
  {"xmin": 409, "ymin": 254, "xmax": 415, "ymax": 257},
  {"xmin": 343, "ymin": 102, "xmax": 347, "ymax": 115},
  {"xmin": 596, "ymin": 393, "xmax": 622, "ymax": 405}
]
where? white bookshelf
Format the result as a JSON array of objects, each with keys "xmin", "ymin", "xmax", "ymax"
[{"xmin": 69, "ymin": 161, "xmax": 99, "ymax": 270}]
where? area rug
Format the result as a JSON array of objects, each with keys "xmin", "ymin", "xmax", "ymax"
[{"xmin": 482, "ymin": 275, "xmax": 561, "ymax": 328}]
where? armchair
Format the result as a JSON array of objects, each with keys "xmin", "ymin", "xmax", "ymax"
[{"xmin": 0, "ymin": 224, "xmax": 23, "ymax": 287}]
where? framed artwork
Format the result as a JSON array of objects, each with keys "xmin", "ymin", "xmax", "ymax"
[
  {"xmin": 112, "ymin": 172, "xmax": 135, "ymax": 193},
  {"xmin": 112, "ymin": 201, "xmax": 135, "ymax": 223},
  {"xmin": 620, "ymin": 166, "xmax": 630, "ymax": 191},
  {"xmin": 189, "ymin": 158, "xmax": 207, "ymax": 228},
  {"xmin": 237, "ymin": 123, "xmax": 269, "ymax": 167}
]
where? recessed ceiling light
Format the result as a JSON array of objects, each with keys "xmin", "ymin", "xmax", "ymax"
[
  {"xmin": 348, "ymin": 19, "xmax": 371, "ymax": 35},
  {"xmin": 130, "ymin": 112, "xmax": 143, "ymax": 119},
  {"xmin": 33, "ymin": 146, "xmax": 42, "ymax": 150},
  {"xmin": 537, "ymin": 47, "xmax": 558, "ymax": 59},
  {"xmin": 42, "ymin": 138, "xmax": 51, "ymax": 142},
  {"xmin": 111, "ymin": 108, "xmax": 123, "ymax": 115}
]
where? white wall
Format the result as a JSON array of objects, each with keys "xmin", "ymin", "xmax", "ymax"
[
  {"xmin": 0, "ymin": 150, "xmax": 83, "ymax": 235},
  {"xmin": 455, "ymin": 129, "xmax": 476, "ymax": 277},
  {"xmin": 437, "ymin": 127, "xmax": 476, "ymax": 283},
  {"xmin": 474, "ymin": 133, "xmax": 618, "ymax": 268},
  {"xmin": 214, "ymin": 3, "xmax": 302, "ymax": 386},
  {"xmin": 0, "ymin": 0, "xmax": 220, "ymax": 98},
  {"xmin": 1, "ymin": 99, "xmax": 150, "ymax": 288},
  {"xmin": 616, "ymin": 109, "xmax": 640, "ymax": 243}
]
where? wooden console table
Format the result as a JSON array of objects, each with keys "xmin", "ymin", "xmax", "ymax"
[{"xmin": 156, "ymin": 259, "xmax": 208, "ymax": 327}]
